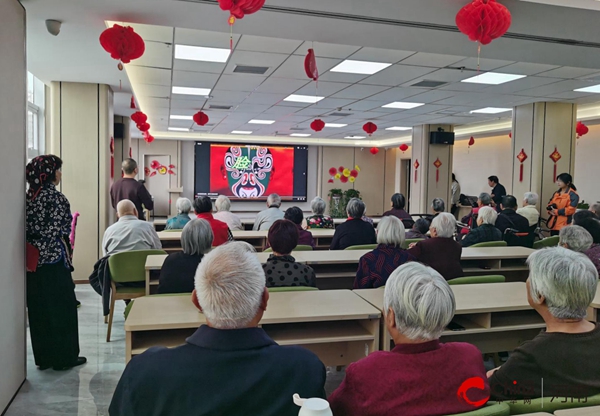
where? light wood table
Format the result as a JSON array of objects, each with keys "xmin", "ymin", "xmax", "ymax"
[
  {"xmin": 125, "ymin": 290, "xmax": 381, "ymax": 366},
  {"xmin": 515, "ymin": 413, "xmax": 553, "ymax": 416},
  {"xmin": 354, "ymin": 282, "xmax": 546, "ymax": 353},
  {"xmin": 555, "ymin": 407, "xmax": 600, "ymax": 416}
]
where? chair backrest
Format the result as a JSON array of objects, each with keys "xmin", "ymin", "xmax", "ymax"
[
  {"xmin": 124, "ymin": 293, "xmax": 190, "ymax": 320},
  {"xmin": 448, "ymin": 275, "xmax": 506, "ymax": 285},
  {"xmin": 344, "ymin": 244, "xmax": 378, "ymax": 250},
  {"xmin": 108, "ymin": 249, "xmax": 167, "ymax": 283},
  {"xmin": 445, "ymin": 402, "xmax": 510, "ymax": 416},
  {"xmin": 267, "ymin": 286, "xmax": 319, "ymax": 292},
  {"xmin": 470, "ymin": 241, "xmax": 508, "ymax": 248},
  {"xmin": 503, "ymin": 228, "xmax": 535, "ymax": 248},
  {"xmin": 533, "ymin": 235, "xmax": 560, "ymax": 250},
  {"xmin": 264, "ymin": 245, "xmax": 313, "ymax": 253},
  {"xmin": 507, "ymin": 393, "xmax": 600, "ymax": 414},
  {"xmin": 401, "ymin": 238, "xmax": 425, "ymax": 249}
]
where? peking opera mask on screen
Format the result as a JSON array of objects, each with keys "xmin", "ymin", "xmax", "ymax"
[{"xmin": 223, "ymin": 146, "xmax": 273, "ymax": 198}]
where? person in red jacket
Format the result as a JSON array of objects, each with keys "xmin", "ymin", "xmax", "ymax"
[
  {"xmin": 329, "ymin": 262, "xmax": 490, "ymax": 416},
  {"xmin": 193, "ymin": 196, "xmax": 233, "ymax": 247},
  {"xmin": 547, "ymin": 173, "xmax": 579, "ymax": 235}
]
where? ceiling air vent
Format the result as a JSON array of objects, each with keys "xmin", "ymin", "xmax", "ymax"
[
  {"xmin": 233, "ymin": 65, "xmax": 269, "ymax": 75},
  {"xmin": 411, "ymin": 80, "xmax": 448, "ymax": 88},
  {"xmin": 329, "ymin": 112, "xmax": 353, "ymax": 117},
  {"xmin": 209, "ymin": 104, "xmax": 232, "ymax": 110}
]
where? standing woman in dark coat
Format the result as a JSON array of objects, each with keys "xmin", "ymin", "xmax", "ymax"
[{"xmin": 26, "ymin": 155, "xmax": 86, "ymax": 371}]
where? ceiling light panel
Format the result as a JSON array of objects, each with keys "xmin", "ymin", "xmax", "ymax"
[
  {"xmin": 470, "ymin": 107, "xmax": 512, "ymax": 114},
  {"xmin": 284, "ymin": 94, "xmax": 325, "ymax": 103},
  {"xmin": 325, "ymin": 123, "xmax": 348, "ymax": 128},
  {"xmin": 231, "ymin": 130, "xmax": 253, "ymax": 135},
  {"xmin": 382, "ymin": 102, "xmax": 425, "ymax": 109},
  {"xmin": 248, "ymin": 119, "xmax": 275, "ymax": 124},
  {"xmin": 170, "ymin": 115, "xmax": 193, "ymax": 120},
  {"xmin": 385, "ymin": 126, "xmax": 412, "ymax": 131},
  {"xmin": 574, "ymin": 84, "xmax": 600, "ymax": 93},
  {"xmin": 175, "ymin": 45, "xmax": 230, "ymax": 63},
  {"xmin": 168, "ymin": 127, "xmax": 190, "ymax": 132},
  {"xmin": 345, "ymin": 135, "xmax": 366, "ymax": 139},
  {"xmin": 330, "ymin": 60, "xmax": 392, "ymax": 75},
  {"xmin": 290, "ymin": 133, "xmax": 311, "ymax": 137},
  {"xmin": 461, "ymin": 72, "xmax": 526, "ymax": 85},
  {"xmin": 172, "ymin": 86, "xmax": 211, "ymax": 96}
]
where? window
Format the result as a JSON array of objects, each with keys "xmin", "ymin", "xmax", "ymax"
[{"xmin": 27, "ymin": 72, "xmax": 45, "ymax": 160}]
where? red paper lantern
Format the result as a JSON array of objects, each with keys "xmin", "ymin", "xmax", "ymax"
[
  {"xmin": 144, "ymin": 132, "xmax": 155, "ymax": 144},
  {"xmin": 370, "ymin": 147, "xmax": 379, "ymax": 155},
  {"xmin": 340, "ymin": 175, "xmax": 349, "ymax": 184},
  {"xmin": 350, "ymin": 169, "xmax": 359, "ymax": 178},
  {"xmin": 399, "ymin": 143, "xmax": 409, "ymax": 153},
  {"xmin": 363, "ymin": 122, "xmax": 378, "ymax": 136},
  {"xmin": 468, "ymin": 137, "xmax": 475, "ymax": 147},
  {"xmin": 218, "ymin": 0, "xmax": 265, "ymax": 19},
  {"xmin": 131, "ymin": 111, "xmax": 147, "ymax": 125},
  {"xmin": 456, "ymin": 0, "xmax": 511, "ymax": 46},
  {"xmin": 328, "ymin": 167, "xmax": 337, "ymax": 176},
  {"xmin": 137, "ymin": 122, "xmax": 151, "ymax": 132},
  {"xmin": 310, "ymin": 119, "xmax": 325, "ymax": 132},
  {"xmin": 304, "ymin": 49, "xmax": 319, "ymax": 81},
  {"xmin": 576, "ymin": 121, "xmax": 589, "ymax": 138},
  {"xmin": 99, "ymin": 24, "xmax": 145, "ymax": 70},
  {"xmin": 193, "ymin": 111, "xmax": 210, "ymax": 126}
]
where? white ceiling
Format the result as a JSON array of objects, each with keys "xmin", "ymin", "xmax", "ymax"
[{"xmin": 520, "ymin": 0, "xmax": 600, "ymax": 10}]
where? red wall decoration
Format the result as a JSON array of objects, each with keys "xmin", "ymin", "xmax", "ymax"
[
  {"xmin": 414, "ymin": 159, "xmax": 420, "ymax": 183},
  {"xmin": 549, "ymin": 147, "xmax": 562, "ymax": 179},
  {"xmin": 433, "ymin": 158, "xmax": 443, "ymax": 184},
  {"xmin": 517, "ymin": 149, "xmax": 527, "ymax": 182},
  {"xmin": 146, "ymin": 160, "xmax": 176, "ymax": 177}
]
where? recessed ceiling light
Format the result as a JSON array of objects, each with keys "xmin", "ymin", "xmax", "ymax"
[
  {"xmin": 470, "ymin": 107, "xmax": 512, "ymax": 114},
  {"xmin": 170, "ymin": 115, "xmax": 193, "ymax": 120},
  {"xmin": 330, "ymin": 60, "xmax": 392, "ymax": 75},
  {"xmin": 168, "ymin": 127, "xmax": 190, "ymax": 132},
  {"xmin": 461, "ymin": 72, "xmax": 526, "ymax": 85},
  {"xmin": 231, "ymin": 130, "xmax": 253, "ymax": 135},
  {"xmin": 324, "ymin": 123, "xmax": 348, "ymax": 128},
  {"xmin": 574, "ymin": 84, "xmax": 600, "ymax": 93},
  {"xmin": 345, "ymin": 135, "xmax": 366, "ymax": 139},
  {"xmin": 284, "ymin": 94, "xmax": 325, "ymax": 104},
  {"xmin": 382, "ymin": 102, "xmax": 425, "ymax": 109},
  {"xmin": 172, "ymin": 86, "xmax": 211, "ymax": 96},
  {"xmin": 248, "ymin": 119, "xmax": 275, "ymax": 125},
  {"xmin": 290, "ymin": 133, "xmax": 311, "ymax": 137},
  {"xmin": 174, "ymin": 44, "xmax": 230, "ymax": 63},
  {"xmin": 385, "ymin": 126, "xmax": 412, "ymax": 131}
]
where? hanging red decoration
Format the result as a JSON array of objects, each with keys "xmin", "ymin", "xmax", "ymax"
[
  {"xmin": 350, "ymin": 169, "xmax": 359, "ymax": 178},
  {"xmin": 99, "ymin": 24, "xmax": 145, "ymax": 70},
  {"xmin": 193, "ymin": 111, "xmax": 210, "ymax": 126},
  {"xmin": 370, "ymin": 147, "xmax": 379, "ymax": 155},
  {"xmin": 328, "ymin": 167, "xmax": 337, "ymax": 176},
  {"xmin": 549, "ymin": 147, "xmax": 562, "ymax": 179},
  {"xmin": 304, "ymin": 48, "xmax": 319, "ymax": 81},
  {"xmin": 130, "ymin": 96, "xmax": 136, "ymax": 109},
  {"xmin": 456, "ymin": 0, "xmax": 512, "ymax": 46},
  {"xmin": 338, "ymin": 166, "xmax": 344, "ymax": 173},
  {"xmin": 399, "ymin": 143, "xmax": 409, "ymax": 153},
  {"xmin": 576, "ymin": 121, "xmax": 589, "ymax": 139},
  {"xmin": 311, "ymin": 119, "xmax": 325, "ymax": 132},
  {"xmin": 509, "ymin": 132, "xmax": 512, "ymax": 139},
  {"xmin": 218, "ymin": 0, "xmax": 265, "ymax": 19},
  {"xmin": 328, "ymin": 179, "xmax": 334, "ymax": 184},
  {"xmin": 414, "ymin": 159, "xmax": 420, "ymax": 183},
  {"xmin": 137, "ymin": 122, "xmax": 151, "ymax": 132},
  {"xmin": 131, "ymin": 111, "xmax": 147, "ymax": 125},
  {"xmin": 517, "ymin": 148, "xmax": 528, "ymax": 182},
  {"xmin": 363, "ymin": 122, "xmax": 378, "ymax": 136},
  {"xmin": 468, "ymin": 136, "xmax": 475, "ymax": 148},
  {"xmin": 109, "ymin": 137, "xmax": 115, "ymax": 180},
  {"xmin": 129, "ymin": 147, "xmax": 132, "ymax": 158},
  {"xmin": 340, "ymin": 175, "xmax": 349, "ymax": 184},
  {"xmin": 143, "ymin": 131, "xmax": 155, "ymax": 144},
  {"xmin": 433, "ymin": 158, "xmax": 443, "ymax": 185}
]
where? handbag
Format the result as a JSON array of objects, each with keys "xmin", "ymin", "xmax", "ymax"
[{"xmin": 26, "ymin": 243, "xmax": 39, "ymax": 272}]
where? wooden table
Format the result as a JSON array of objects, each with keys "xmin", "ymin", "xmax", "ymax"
[
  {"xmin": 125, "ymin": 290, "xmax": 381, "ymax": 366},
  {"xmin": 354, "ymin": 282, "xmax": 546, "ymax": 354},
  {"xmin": 588, "ymin": 286, "xmax": 600, "ymax": 322},
  {"xmin": 555, "ymin": 406, "xmax": 600, "ymax": 415}
]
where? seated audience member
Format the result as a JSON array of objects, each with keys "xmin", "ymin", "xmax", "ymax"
[
  {"xmin": 431, "ymin": 198, "xmax": 445, "ymax": 219},
  {"xmin": 574, "ymin": 210, "xmax": 599, "ymax": 226},
  {"xmin": 165, "ymin": 197, "xmax": 193, "ymax": 230},
  {"xmin": 589, "ymin": 202, "xmax": 600, "ymax": 217},
  {"xmin": 213, "ymin": 195, "xmax": 243, "ymax": 231},
  {"xmin": 305, "ymin": 197, "xmax": 334, "ymax": 229},
  {"xmin": 263, "ymin": 220, "xmax": 316, "ymax": 288},
  {"xmin": 194, "ymin": 196, "xmax": 233, "ymax": 246},
  {"xmin": 488, "ymin": 175, "xmax": 507, "ymax": 213},
  {"xmin": 330, "ymin": 262, "xmax": 490, "ymax": 416},
  {"xmin": 408, "ymin": 213, "xmax": 464, "ymax": 280},
  {"xmin": 253, "ymin": 193, "xmax": 284, "ymax": 231},
  {"xmin": 559, "ymin": 225, "xmax": 593, "ymax": 253},
  {"xmin": 495, "ymin": 195, "xmax": 530, "ymax": 235},
  {"xmin": 383, "ymin": 193, "xmax": 414, "ymax": 228},
  {"xmin": 284, "ymin": 206, "xmax": 315, "ymax": 248},
  {"xmin": 330, "ymin": 198, "xmax": 377, "ymax": 250},
  {"xmin": 575, "ymin": 217, "xmax": 600, "ymax": 275},
  {"xmin": 354, "ymin": 216, "xmax": 414, "ymax": 289},
  {"xmin": 405, "ymin": 218, "xmax": 429, "ymax": 240},
  {"xmin": 488, "ymin": 247, "xmax": 600, "ymax": 400},
  {"xmin": 158, "ymin": 219, "xmax": 213, "ymax": 294},
  {"xmin": 516, "ymin": 192, "xmax": 540, "ymax": 228},
  {"xmin": 109, "ymin": 242, "xmax": 326, "ymax": 416},
  {"xmin": 102, "ymin": 200, "xmax": 161, "ymax": 256},
  {"xmin": 460, "ymin": 193, "xmax": 492, "ymax": 236},
  {"xmin": 361, "ymin": 202, "xmax": 374, "ymax": 226},
  {"xmin": 461, "ymin": 207, "xmax": 503, "ymax": 247}
]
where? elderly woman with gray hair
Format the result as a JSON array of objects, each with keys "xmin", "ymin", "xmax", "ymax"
[
  {"xmin": 517, "ymin": 191, "xmax": 540, "ymax": 228},
  {"xmin": 158, "ymin": 219, "xmax": 214, "ymax": 294},
  {"xmin": 489, "ymin": 247, "xmax": 600, "ymax": 400},
  {"xmin": 305, "ymin": 196, "xmax": 334, "ymax": 229},
  {"xmin": 330, "ymin": 198, "xmax": 376, "ymax": 250},
  {"xmin": 559, "ymin": 225, "xmax": 593, "ymax": 253},
  {"xmin": 330, "ymin": 262, "xmax": 490, "ymax": 415},
  {"xmin": 408, "ymin": 213, "xmax": 464, "ymax": 280},
  {"xmin": 460, "ymin": 206, "xmax": 503, "ymax": 247},
  {"xmin": 354, "ymin": 216, "xmax": 415, "ymax": 289},
  {"xmin": 213, "ymin": 195, "xmax": 243, "ymax": 231},
  {"xmin": 165, "ymin": 197, "xmax": 193, "ymax": 230}
]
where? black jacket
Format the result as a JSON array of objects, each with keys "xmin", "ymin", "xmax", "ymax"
[
  {"xmin": 330, "ymin": 218, "xmax": 377, "ymax": 250},
  {"xmin": 158, "ymin": 252, "xmax": 203, "ymax": 294},
  {"xmin": 495, "ymin": 209, "xmax": 530, "ymax": 234},
  {"xmin": 461, "ymin": 224, "xmax": 503, "ymax": 247},
  {"xmin": 491, "ymin": 184, "xmax": 507, "ymax": 212},
  {"xmin": 89, "ymin": 256, "xmax": 111, "ymax": 316}
]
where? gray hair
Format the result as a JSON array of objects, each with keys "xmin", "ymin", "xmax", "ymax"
[
  {"xmin": 377, "ymin": 216, "xmax": 406, "ymax": 247},
  {"xmin": 267, "ymin": 194, "xmax": 281, "ymax": 207},
  {"xmin": 590, "ymin": 203, "xmax": 600, "ymax": 214},
  {"xmin": 346, "ymin": 198, "xmax": 365, "ymax": 219},
  {"xmin": 559, "ymin": 225, "xmax": 593, "ymax": 253},
  {"xmin": 215, "ymin": 195, "xmax": 231, "ymax": 213},
  {"xmin": 176, "ymin": 197, "xmax": 193, "ymax": 214},
  {"xmin": 527, "ymin": 247, "xmax": 598, "ymax": 320},
  {"xmin": 524, "ymin": 192, "xmax": 539, "ymax": 206},
  {"xmin": 117, "ymin": 199, "xmax": 136, "ymax": 217},
  {"xmin": 431, "ymin": 213, "xmax": 456, "ymax": 238},
  {"xmin": 181, "ymin": 219, "xmax": 214, "ymax": 256},
  {"xmin": 478, "ymin": 206, "xmax": 498, "ymax": 226},
  {"xmin": 384, "ymin": 262, "xmax": 456, "ymax": 341},
  {"xmin": 432, "ymin": 198, "xmax": 445, "ymax": 213},
  {"xmin": 479, "ymin": 193, "xmax": 492, "ymax": 206},
  {"xmin": 311, "ymin": 197, "xmax": 326, "ymax": 215},
  {"xmin": 195, "ymin": 242, "xmax": 265, "ymax": 329}
]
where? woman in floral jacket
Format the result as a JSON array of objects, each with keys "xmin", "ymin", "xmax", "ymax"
[{"xmin": 305, "ymin": 196, "xmax": 334, "ymax": 229}]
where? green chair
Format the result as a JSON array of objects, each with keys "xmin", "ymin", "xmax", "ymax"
[
  {"xmin": 533, "ymin": 235, "xmax": 560, "ymax": 249},
  {"xmin": 445, "ymin": 402, "xmax": 510, "ymax": 416},
  {"xmin": 106, "ymin": 249, "xmax": 167, "ymax": 342},
  {"xmin": 124, "ymin": 293, "xmax": 190, "ymax": 320},
  {"xmin": 448, "ymin": 275, "xmax": 506, "ymax": 285},
  {"xmin": 267, "ymin": 286, "xmax": 319, "ymax": 293},
  {"xmin": 507, "ymin": 394, "xmax": 600, "ymax": 414},
  {"xmin": 470, "ymin": 241, "xmax": 508, "ymax": 248},
  {"xmin": 345, "ymin": 244, "xmax": 377, "ymax": 250},
  {"xmin": 402, "ymin": 238, "xmax": 425, "ymax": 249},
  {"xmin": 263, "ymin": 245, "xmax": 314, "ymax": 253}
]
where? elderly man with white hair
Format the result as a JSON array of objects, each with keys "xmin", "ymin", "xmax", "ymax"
[
  {"xmin": 330, "ymin": 262, "xmax": 490, "ymax": 415},
  {"xmin": 165, "ymin": 197, "xmax": 193, "ymax": 230},
  {"xmin": 253, "ymin": 193, "xmax": 285, "ymax": 231},
  {"xmin": 110, "ymin": 242, "xmax": 326, "ymax": 416},
  {"xmin": 517, "ymin": 192, "xmax": 540, "ymax": 228},
  {"xmin": 213, "ymin": 195, "xmax": 243, "ymax": 231},
  {"xmin": 408, "ymin": 213, "xmax": 464, "ymax": 280},
  {"xmin": 461, "ymin": 206, "xmax": 503, "ymax": 247},
  {"xmin": 559, "ymin": 225, "xmax": 593, "ymax": 253},
  {"xmin": 488, "ymin": 247, "xmax": 600, "ymax": 400}
]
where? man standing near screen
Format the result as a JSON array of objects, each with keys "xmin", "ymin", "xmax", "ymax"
[
  {"xmin": 254, "ymin": 194, "xmax": 284, "ymax": 231},
  {"xmin": 110, "ymin": 159, "xmax": 154, "ymax": 220}
]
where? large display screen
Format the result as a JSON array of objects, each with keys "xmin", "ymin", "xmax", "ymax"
[{"xmin": 194, "ymin": 142, "xmax": 308, "ymax": 202}]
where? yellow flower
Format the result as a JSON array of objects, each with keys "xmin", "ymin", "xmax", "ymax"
[
  {"xmin": 349, "ymin": 176, "xmax": 356, "ymax": 183},
  {"xmin": 335, "ymin": 173, "xmax": 341, "ymax": 179},
  {"xmin": 158, "ymin": 166, "xmax": 167, "ymax": 175},
  {"xmin": 343, "ymin": 168, "xmax": 351, "ymax": 177},
  {"xmin": 355, "ymin": 165, "xmax": 361, "ymax": 172}
]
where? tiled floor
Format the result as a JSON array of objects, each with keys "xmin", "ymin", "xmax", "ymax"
[{"xmin": 6, "ymin": 285, "xmax": 345, "ymax": 415}]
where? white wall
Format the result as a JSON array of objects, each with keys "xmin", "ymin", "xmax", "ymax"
[
  {"xmin": 574, "ymin": 122, "xmax": 600, "ymax": 205},
  {"xmin": 0, "ymin": 0, "xmax": 26, "ymax": 411}
]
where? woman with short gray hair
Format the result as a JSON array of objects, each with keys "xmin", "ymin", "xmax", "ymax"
[
  {"xmin": 517, "ymin": 191, "xmax": 540, "ymax": 227},
  {"xmin": 330, "ymin": 198, "xmax": 376, "ymax": 250},
  {"xmin": 158, "ymin": 219, "xmax": 214, "ymax": 294},
  {"xmin": 213, "ymin": 195, "xmax": 243, "ymax": 231},
  {"xmin": 331, "ymin": 262, "xmax": 490, "ymax": 415},
  {"xmin": 460, "ymin": 206, "xmax": 503, "ymax": 247},
  {"xmin": 559, "ymin": 225, "xmax": 593, "ymax": 253},
  {"xmin": 165, "ymin": 197, "xmax": 193, "ymax": 230},
  {"xmin": 354, "ymin": 216, "xmax": 415, "ymax": 288},
  {"xmin": 305, "ymin": 197, "xmax": 334, "ymax": 229},
  {"xmin": 408, "ymin": 213, "xmax": 464, "ymax": 280},
  {"xmin": 489, "ymin": 247, "xmax": 600, "ymax": 400}
]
